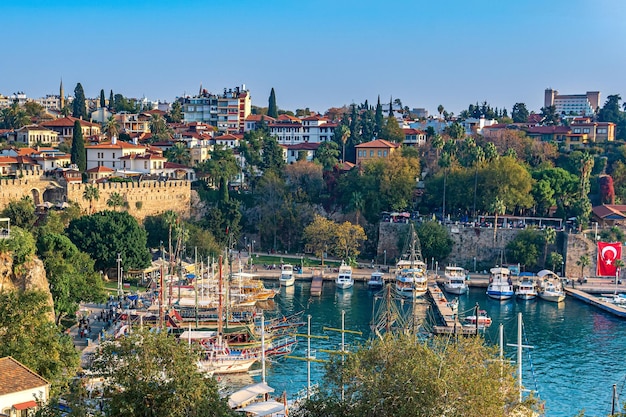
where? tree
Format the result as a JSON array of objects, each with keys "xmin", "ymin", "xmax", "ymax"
[
  {"xmin": 260, "ymin": 135, "xmax": 285, "ymax": 176},
  {"xmin": 254, "ymin": 171, "xmax": 286, "ymax": 252},
  {"xmin": 577, "ymin": 255, "xmax": 590, "ymax": 279},
  {"xmin": 543, "ymin": 227, "xmax": 557, "ymax": 267},
  {"xmin": 380, "ymin": 113, "xmax": 404, "ymax": 143},
  {"xmin": 268, "ymin": 87, "xmax": 278, "ymax": 118},
  {"xmin": 490, "ymin": 196, "xmax": 506, "ymax": 245},
  {"xmin": 106, "ymin": 192, "xmax": 126, "ymax": 210},
  {"xmin": 91, "ymin": 328, "xmax": 235, "ymax": 417},
  {"xmin": 444, "ymin": 122, "xmax": 465, "ymax": 139},
  {"xmin": 303, "ymin": 215, "xmax": 335, "ymax": 267},
  {"xmin": 70, "ymin": 120, "xmax": 86, "ymax": 171},
  {"xmin": 67, "ymin": 210, "xmax": 151, "ymax": 272},
  {"xmin": 37, "ymin": 233, "xmax": 105, "ymax": 324},
  {"xmin": 198, "ymin": 145, "xmax": 239, "ymax": 187},
  {"xmin": 336, "ymin": 125, "xmax": 350, "ymax": 162},
  {"xmin": 72, "ymin": 83, "xmax": 87, "ymax": 120},
  {"xmin": 99, "ymin": 89, "xmax": 106, "ymax": 108},
  {"xmin": 24, "ymin": 101, "xmax": 45, "ymax": 119},
  {"xmin": 166, "ymin": 100, "xmax": 182, "ymax": 123},
  {"xmin": 332, "ymin": 221, "xmax": 367, "ymax": 260},
  {"xmin": 348, "ymin": 191, "xmax": 365, "ymax": 225},
  {"xmin": 1, "ymin": 196, "xmax": 37, "ymax": 230},
  {"xmin": 293, "ymin": 333, "xmax": 538, "ymax": 417},
  {"xmin": 540, "ymin": 105, "xmax": 559, "ymax": 126},
  {"xmin": 548, "ymin": 251, "xmax": 564, "ymax": 274},
  {"xmin": 511, "ymin": 102, "xmax": 530, "ymax": 123},
  {"xmin": 164, "ymin": 142, "xmax": 191, "ymax": 166},
  {"xmin": 285, "ymin": 160, "xmax": 325, "ymax": 204},
  {"xmin": 108, "ymin": 90, "xmax": 114, "ymax": 110},
  {"xmin": 82, "ymin": 185, "xmax": 100, "ymax": 214},
  {"xmin": 0, "ymin": 102, "xmax": 31, "ymax": 129},
  {"xmin": 0, "ymin": 290, "xmax": 79, "ymax": 394},
  {"xmin": 103, "ymin": 115, "xmax": 120, "ymax": 141},
  {"xmin": 437, "ymin": 104, "xmax": 444, "ymax": 119},
  {"xmin": 506, "ymin": 229, "xmax": 543, "ymax": 270},
  {"xmin": 314, "ymin": 141, "xmax": 340, "ymax": 171},
  {"xmin": 149, "ymin": 114, "xmax": 172, "ymax": 141},
  {"xmin": 416, "ymin": 220, "xmax": 454, "ymax": 263},
  {"xmin": 374, "ymin": 96, "xmax": 384, "ymax": 136}
]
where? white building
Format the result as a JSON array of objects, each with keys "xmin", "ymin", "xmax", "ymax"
[{"xmin": 0, "ymin": 357, "xmax": 50, "ymax": 417}]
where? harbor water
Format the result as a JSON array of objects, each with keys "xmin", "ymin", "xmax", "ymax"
[{"xmin": 250, "ymin": 281, "xmax": 626, "ymax": 417}]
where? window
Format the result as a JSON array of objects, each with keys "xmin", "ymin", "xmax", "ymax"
[
  {"xmin": 112, "ymin": 153, "xmax": 116, "ymax": 158},
  {"xmin": 583, "ymin": 128, "xmax": 590, "ymax": 133},
  {"xmin": 378, "ymin": 150, "xmax": 382, "ymax": 156},
  {"xmin": 383, "ymin": 151, "xmax": 387, "ymax": 156},
  {"xmin": 573, "ymin": 128, "xmax": 581, "ymax": 134},
  {"xmin": 370, "ymin": 150, "xmax": 374, "ymax": 157},
  {"xmin": 144, "ymin": 161, "xmax": 148, "ymax": 169},
  {"xmin": 112, "ymin": 161, "xmax": 116, "ymax": 167},
  {"xmin": 598, "ymin": 128, "xmax": 607, "ymax": 134}
]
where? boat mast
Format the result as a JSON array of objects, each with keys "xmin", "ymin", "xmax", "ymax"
[
  {"xmin": 506, "ymin": 312, "xmax": 534, "ymax": 402},
  {"xmin": 218, "ymin": 255, "xmax": 223, "ymax": 336}
]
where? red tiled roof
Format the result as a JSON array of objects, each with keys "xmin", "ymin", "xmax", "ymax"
[
  {"xmin": 0, "ymin": 156, "xmax": 18, "ymax": 164},
  {"xmin": 403, "ymin": 128, "xmax": 425, "ymax": 135},
  {"xmin": 526, "ymin": 126, "xmax": 571, "ymax": 134},
  {"xmin": 277, "ymin": 114, "xmax": 301, "ymax": 122},
  {"xmin": 592, "ymin": 205, "xmax": 626, "ymax": 220},
  {"xmin": 355, "ymin": 139, "xmax": 401, "ymax": 149},
  {"xmin": 245, "ymin": 114, "xmax": 276, "ymax": 122},
  {"xmin": 119, "ymin": 153, "xmax": 165, "ymax": 160},
  {"xmin": 86, "ymin": 166, "xmax": 115, "ymax": 173},
  {"xmin": 164, "ymin": 162, "xmax": 191, "ymax": 169},
  {"xmin": 0, "ymin": 357, "xmax": 49, "ymax": 395},
  {"xmin": 301, "ymin": 114, "xmax": 327, "ymax": 121},
  {"xmin": 215, "ymin": 134, "xmax": 241, "ymax": 141},
  {"xmin": 41, "ymin": 116, "xmax": 100, "ymax": 128},
  {"xmin": 285, "ymin": 143, "xmax": 321, "ymax": 151}
]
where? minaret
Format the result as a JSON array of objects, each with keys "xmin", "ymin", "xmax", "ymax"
[{"xmin": 59, "ymin": 78, "xmax": 65, "ymax": 110}]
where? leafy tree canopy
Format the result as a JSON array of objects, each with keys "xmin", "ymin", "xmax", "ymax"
[
  {"xmin": 91, "ymin": 329, "xmax": 235, "ymax": 417},
  {"xmin": 416, "ymin": 220, "xmax": 454, "ymax": 262},
  {"xmin": 67, "ymin": 211, "xmax": 151, "ymax": 271}
]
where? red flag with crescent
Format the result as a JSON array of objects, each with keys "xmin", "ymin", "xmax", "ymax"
[{"xmin": 597, "ymin": 241, "xmax": 622, "ymax": 276}]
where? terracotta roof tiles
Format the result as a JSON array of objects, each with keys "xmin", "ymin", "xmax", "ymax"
[{"xmin": 0, "ymin": 357, "xmax": 49, "ymax": 396}]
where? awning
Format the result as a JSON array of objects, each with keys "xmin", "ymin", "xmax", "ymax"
[
  {"xmin": 13, "ymin": 400, "xmax": 38, "ymax": 410},
  {"xmin": 236, "ymin": 400, "xmax": 284, "ymax": 416},
  {"xmin": 229, "ymin": 383, "xmax": 275, "ymax": 409}
]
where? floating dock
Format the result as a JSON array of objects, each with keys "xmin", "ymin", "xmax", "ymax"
[
  {"xmin": 428, "ymin": 281, "xmax": 478, "ymax": 335},
  {"xmin": 565, "ymin": 288, "xmax": 626, "ymax": 318},
  {"xmin": 310, "ymin": 273, "xmax": 323, "ymax": 297}
]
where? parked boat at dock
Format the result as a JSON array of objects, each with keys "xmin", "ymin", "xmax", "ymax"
[
  {"xmin": 537, "ymin": 270, "xmax": 566, "ymax": 303},
  {"xmin": 336, "ymin": 261, "xmax": 354, "ymax": 289},
  {"xmin": 486, "ymin": 267, "xmax": 514, "ymax": 300},
  {"xmin": 279, "ymin": 264, "xmax": 295, "ymax": 287},
  {"xmin": 395, "ymin": 224, "xmax": 428, "ymax": 296},
  {"xmin": 515, "ymin": 273, "xmax": 538, "ymax": 300},
  {"xmin": 367, "ymin": 271, "xmax": 385, "ymax": 289},
  {"xmin": 463, "ymin": 309, "xmax": 492, "ymax": 328},
  {"xmin": 443, "ymin": 266, "xmax": 468, "ymax": 295}
]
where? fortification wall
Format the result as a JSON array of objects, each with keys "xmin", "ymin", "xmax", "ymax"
[
  {"xmin": 0, "ymin": 169, "xmax": 64, "ymax": 207},
  {"xmin": 66, "ymin": 180, "xmax": 191, "ymax": 221}
]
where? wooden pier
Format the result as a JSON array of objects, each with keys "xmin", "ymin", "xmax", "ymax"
[
  {"xmin": 428, "ymin": 281, "xmax": 478, "ymax": 335},
  {"xmin": 310, "ymin": 273, "xmax": 323, "ymax": 297},
  {"xmin": 565, "ymin": 288, "xmax": 626, "ymax": 318}
]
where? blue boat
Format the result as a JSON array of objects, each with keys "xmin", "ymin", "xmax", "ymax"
[{"xmin": 486, "ymin": 267, "xmax": 514, "ymax": 300}]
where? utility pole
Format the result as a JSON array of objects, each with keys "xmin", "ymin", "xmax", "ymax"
[{"xmin": 116, "ymin": 253, "xmax": 122, "ymax": 297}]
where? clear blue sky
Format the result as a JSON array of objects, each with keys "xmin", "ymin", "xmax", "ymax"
[{"xmin": 2, "ymin": 0, "xmax": 625, "ymax": 116}]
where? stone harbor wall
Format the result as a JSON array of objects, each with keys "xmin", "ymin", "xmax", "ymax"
[{"xmin": 66, "ymin": 180, "xmax": 191, "ymax": 221}]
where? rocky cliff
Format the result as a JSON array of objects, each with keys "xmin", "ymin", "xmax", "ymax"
[{"xmin": 0, "ymin": 252, "xmax": 55, "ymax": 320}]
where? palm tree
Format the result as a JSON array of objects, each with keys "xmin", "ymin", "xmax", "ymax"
[
  {"xmin": 576, "ymin": 255, "xmax": 590, "ymax": 280},
  {"xmin": 104, "ymin": 115, "xmax": 120, "ymax": 141},
  {"xmin": 490, "ymin": 197, "xmax": 506, "ymax": 246},
  {"xmin": 439, "ymin": 152, "xmax": 451, "ymax": 222},
  {"xmin": 150, "ymin": 114, "xmax": 172, "ymax": 142},
  {"xmin": 349, "ymin": 191, "xmax": 365, "ymax": 225},
  {"xmin": 543, "ymin": 227, "xmax": 557, "ymax": 267},
  {"xmin": 106, "ymin": 192, "xmax": 125, "ymax": 211},
  {"xmin": 83, "ymin": 185, "xmax": 100, "ymax": 214},
  {"xmin": 337, "ymin": 125, "xmax": 350, "ymax": 163},
  {"xmin": 165, "ymin": 143, "xmax": 191, "ymax": 166},
  {"xmin": 437, "ymin": 104, "xmax": 444, "ymax": 120}
]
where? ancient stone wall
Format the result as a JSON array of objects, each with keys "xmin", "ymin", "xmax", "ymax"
[
  {"xmin": 564, "ymin": 233, "xmax": 597, "ymax": 279},
  {"xmin": 0, "ymin": 169, "xmax": 64, "ymax": 207},
  {"xmin": 66, "ymin": 180, "xmax": 191, "ymax": 222}
]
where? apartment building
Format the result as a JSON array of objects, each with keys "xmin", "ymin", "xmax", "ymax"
[
  {"xmin": 183, "ymin": 85, "xmax": 251, "ymax": 134},
  {"xmin": 544, "ymin": 88, "xmax": 600, "ymax": 116}
]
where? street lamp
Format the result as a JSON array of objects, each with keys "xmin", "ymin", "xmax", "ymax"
[
  {"xmin": 252, "ymin": 240, "xmax": 255, "ymax": 257},
  {"xmin": 431, "ymin": 257, "xmax": 434, "ymax": 272},
  {"xmin": 473, "ymin": 256, "xmax": 476, "ymax": 273},
  {"xmin": 561, "ymin": 261, "xmax": 564, "ymax": 277},
  {"xmin": 384, "ymin": 250, "xmax": 387, "ymax": 267},
  {"xmin": 435, "ymin": 261, "xmax": 439, "ymax": 277}
]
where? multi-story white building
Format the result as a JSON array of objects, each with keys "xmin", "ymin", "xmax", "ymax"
[
  {"xmin": 264, "ymin": 114, "xmax": 336, "ymax": 145},
  {"xmin": 544, "ymin": 88, "xmax": 600, "ymax": 116},
  {"xmin": 85, "ymin": 137, "xmax": 147, "ymax": 171},
  {"xmin": 41, "ymin": 116, "xmax": 101, "ymax": 142},
  {"xmin": 183, "ymin": 85, "xmax": 251, "ymax": 134}
]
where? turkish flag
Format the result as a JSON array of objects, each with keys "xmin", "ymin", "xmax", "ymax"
[{"xmin": 597, "ymin": 242, "xmax": 622, "ymax": 276}]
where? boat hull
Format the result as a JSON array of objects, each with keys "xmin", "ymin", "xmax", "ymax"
[
  {"xmin": 279, "ymin": 276, "xmax": 295, "ymax": 287},
  {"xmin": 197, "ymin": 357, "xmax": 257, "ymax": 374},
  {"xmin": 516, "ymin": 293, "xmax": 537, "ymax": 300},
  {"xmin": 443, "ymin": 284, "xmax": 468, "ymax": 295},
  {"xmin": 486, "ymin": 290, "xmax": 514, "ymax": 300},
  {"xmin": 336, "ymin": 281, "xmax": 354, "ymax": 289},
  {"xmin": 538, "ymin": 292, "xmax": 565, "ymax": 303}
]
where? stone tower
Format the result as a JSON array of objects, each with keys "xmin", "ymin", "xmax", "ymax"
[{"xmin": 59, "ymin": 78, "xmax": 65, "ymax": 110}]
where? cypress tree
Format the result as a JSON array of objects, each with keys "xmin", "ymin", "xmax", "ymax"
[
  {"xmin": 70, "ymin": 120, "xmax": 86, "ymax": 171},
  {"xmin": 100, "ymin": 89, "xmax": 106, "ymax": 108},
  {"xmin": 72, "ymin": 83, "xmax": 87, "ymax": 119},
  {"xmin": 268, "ymin": 88, "xmax": 278, "ymax": 118},
  {"xmin": 109, "ymin": 90, "xmax": 114, "ymax": 111},
  {"xmin": 374, "ymin": 96, "xmax": 384, "ymax": 136}
]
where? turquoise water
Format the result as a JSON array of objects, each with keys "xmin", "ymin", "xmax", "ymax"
[{"xmin": 253, "ymin": 282, "xmax": 626, "ymax": 417}]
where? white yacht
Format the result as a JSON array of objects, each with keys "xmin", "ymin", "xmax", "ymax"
[
  {"xmin": 486, "ymin": 267, "xmax": 514, "ymax": 300},
  {"xmin": 367, "ymin": 271, "xmax": 385, "ymax": 289},
  {"xmin": 336, "ymin": 261, "xmax": 354, "ymax": 289},
  {"xmin": 443, "ymin": 266, "xmax": 468, "ymax": 295},
  {"xmin": 515, "ymin": 273, "xmax": 537, "ymax": 300},
  {"xmin": 279, "ymin": 264, "xmax": 295, "ymax": 287},
  {"xmin": 537, "ymin": 270, "xmax": 566, "ymax": 303},
  {"xmin": 395, "ymin": 224, "xmax": 428, "ymax": 297}
]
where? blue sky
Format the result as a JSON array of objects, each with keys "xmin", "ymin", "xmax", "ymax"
[{"xmin": 2, "ymin": 0, "xmax": 625, "ymax": 116}]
